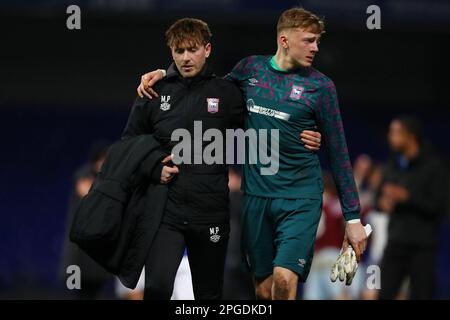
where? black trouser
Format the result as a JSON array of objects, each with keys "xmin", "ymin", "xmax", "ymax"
[
  {"xmin": 379, "ymin": 242, "xmax": 436, "ymax": 299},
  {"xmin": 144, "ymin": 218, "xmax": 230, "ymax": 300}
]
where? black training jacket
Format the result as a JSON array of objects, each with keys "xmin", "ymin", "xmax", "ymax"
[
  {"xmin": 122, "ymin": 63, "xmax": 245, "ymax": 223},
  {"xmin": 70, "ymin": 135, "xmax": 168, "ymax": 289}
]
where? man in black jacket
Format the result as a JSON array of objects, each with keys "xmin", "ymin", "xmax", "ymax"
[
  {"xmin": 378, "ymin": 115, "xmax": 449, "ymax": 299},
  {"xmin": 121, "ymin": 18, "xmax": 246, "ymax": 300}
]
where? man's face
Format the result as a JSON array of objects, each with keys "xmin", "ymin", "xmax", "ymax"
[
  {"xmin": 282, "ymin": 28, "xmax": 320, "ymax": 68},
  {"xmin": 171, "ymin": 41, "xmax": 211, "ymax": 78},
  {"xmin": 388, "ymin": 120, "xmax": 410, "ymax": 152}
]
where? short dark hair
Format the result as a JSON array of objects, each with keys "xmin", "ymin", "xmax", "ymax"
[
  {"xmin": 394, "ymin": 115, "xmax": 423, "ymax": 143},
  {"xmin": 165, "ymin": 18, "xmax": 212, "ymax": 48}
]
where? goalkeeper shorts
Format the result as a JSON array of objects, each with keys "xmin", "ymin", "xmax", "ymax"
[{"xmin": 241, "ymin": 194, "xmax": 322, "ymax": 282}]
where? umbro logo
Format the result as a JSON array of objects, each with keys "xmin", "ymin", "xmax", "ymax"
[
  {"xmin": 298, "ymin": 258, "xmax": 306, "ymax": 268},
  {"xmin": 248, "ymin": 78, "xmax": 259, "ymax": 86}
]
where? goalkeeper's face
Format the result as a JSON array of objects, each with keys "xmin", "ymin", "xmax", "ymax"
[
  {"xmin": 283, "ymin": 28, "xmax": 320, "ymax": 68},
  {"xmin": 171, "ymin": 41, "xmax": 211, "ymax": 78}
]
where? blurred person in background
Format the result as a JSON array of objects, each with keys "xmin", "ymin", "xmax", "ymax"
[
  {"xmin": 60, "ymin": 141, "xmax": 113, "ymax": 299},
  {"xmin": 223, "ymin": 166, "xmax": 254, "ymax": 299},
  {"xmin": 115, "ymin": 270, "xmax": 145, "ymax": 300},
  {"xmin": 303, "ymin": 172, "xmax": 365, "ymax": 300},
  {"xmin": 353, "ymin": 154, "xmax": 376, "ymax": 215},
  {"xmin": 378, "ymin": 115, "xmax": 449, "ymax": 299},
  {"xmin": 115, "ymin": 258, "xmax": 194, "ymax": 300},
  {"xmin": 169, "ymin": 252, "xmax": 195, "ymax": 300},
  {"xmin": 360, "ymin": 164, "xmax": 389, "ymax": 300}
]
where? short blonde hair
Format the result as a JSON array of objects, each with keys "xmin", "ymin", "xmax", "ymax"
[
  {"xmin": 277, "ymin": 8, "xmax": 325, "ymax": 35},
  {"xmin": 165, "ymin": 18, "xmax": 212, "ymax": 48}
]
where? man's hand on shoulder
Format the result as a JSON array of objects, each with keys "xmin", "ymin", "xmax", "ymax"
[{"xmin": 137, "ymin": 69, "xmax": 166, "ymax": 99}]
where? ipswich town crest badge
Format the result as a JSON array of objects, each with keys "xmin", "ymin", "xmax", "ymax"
[
  {"xmin": 290, "ymin": 85, "xmax": 304, "ymax": 100},
  {"xmin": 207, "ymin": 98, "xmax": 219, "ymax": 114}
]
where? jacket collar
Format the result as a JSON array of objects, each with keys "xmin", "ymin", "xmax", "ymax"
[{"xmin": 166, "ymin": 62, "xmax": 215, "ymax": 85}]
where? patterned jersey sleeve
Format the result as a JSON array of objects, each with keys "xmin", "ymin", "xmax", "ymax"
[
  {"xmin": 316, "ymin": 80, "xmax": 361, "ymax": 221},
  {"xmin": 224, "ymin": 56, "xmax": 255, "ymax": 84}
]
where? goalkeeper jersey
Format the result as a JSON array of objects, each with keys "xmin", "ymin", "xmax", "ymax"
[{"xmin": 225, "ymin": 55, "xmax": 360, "ymax": 220}]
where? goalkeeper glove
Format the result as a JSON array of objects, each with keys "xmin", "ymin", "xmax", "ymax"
[{"xmin": 330, "ymin": 224, "xmax": 372, "ymax": 286}]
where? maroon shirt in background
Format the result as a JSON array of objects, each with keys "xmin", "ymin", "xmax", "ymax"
[{"xmin": 315, "ymin": 193, "xmax": 345, "ymax": 251}]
